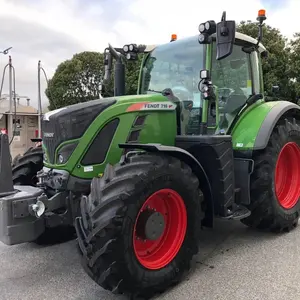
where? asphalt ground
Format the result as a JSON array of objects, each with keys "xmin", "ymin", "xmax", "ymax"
[{"xmin": 1, "ymin": 219, "xmax": 300, "ymax": 300}]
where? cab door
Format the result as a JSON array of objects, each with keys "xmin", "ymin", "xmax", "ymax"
[{"xmin": 211, "ymin": 40, "xmax": 260, "ymax": 133}]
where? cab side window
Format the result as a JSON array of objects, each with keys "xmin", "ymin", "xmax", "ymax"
[{"xmin": 211, "ymin": 43, "xmax": 252, "ymax": 131}]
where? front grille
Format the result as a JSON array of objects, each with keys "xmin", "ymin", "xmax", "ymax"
[{"xmin": 42, "ymin": 98, "xmax": 116, "ymax": 164}]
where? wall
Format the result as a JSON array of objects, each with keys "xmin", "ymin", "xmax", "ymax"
[
  {"xmin": 0, "ymin": 114, "xmax": 6, "ymax": 131},
  {"xmin": 7, "ymin": 114, "xmax": 38, "ymax": 159}
]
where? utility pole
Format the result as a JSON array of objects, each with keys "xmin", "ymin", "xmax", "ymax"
[
  {"xmin": 37, "ymin": 60, "xmax": 42, "ymax": 138},
  {"xmin": 37, "ymin": 60, "xmax": 49, "ymax": 138},
  {"xmin": 8, "ymin": 56, "xmax": 13, "ymax": 141}
]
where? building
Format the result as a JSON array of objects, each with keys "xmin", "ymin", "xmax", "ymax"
[{"xmin": 0, "ymin": 95, "xmax": 39, "ymax": 159}]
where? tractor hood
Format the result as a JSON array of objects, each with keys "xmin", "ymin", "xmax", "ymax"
[
  {"xmin": 42, "ymin": 93, "xmax": 169, "ymax": 123},
  {"xmin": 42, "ymin": 94, "xmax": 172, "ymax": 164},
  {"xmin": 42, "ymin": 98, "xmax": 116, "ymax": 164}
]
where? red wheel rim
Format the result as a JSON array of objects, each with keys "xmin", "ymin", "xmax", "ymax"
[
  {"xmin": 275, "ymin": 142, "xmax": 300, "ymax": 209},
  {"xmin": 133, "ymin": 189, "xmax": 187, "ymax": 270}
]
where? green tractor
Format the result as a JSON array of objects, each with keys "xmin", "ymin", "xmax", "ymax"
[{"xmin": 1, "ymin": 9, "xmax": 300, "ymax": 299}]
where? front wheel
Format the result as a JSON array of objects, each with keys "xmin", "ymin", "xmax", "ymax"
[
  {"xmin": 76, "ymin": 153, "xmax": 203, "ymax": 299},
  {"xmin": 241, "ymin": 117, "xmax": 300, "ymax": 232}
]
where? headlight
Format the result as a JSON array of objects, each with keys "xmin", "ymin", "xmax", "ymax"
[
  {"xmin": 58, "ymin": 154, "xmax": 64, "ymax": 164},
  {"xmin": 43, "ymin": 151, "xmax": 48, "ymax": 163},
  {"xmin": 56, "ymin": 142, "xmax": 78, "ymax": 165}
]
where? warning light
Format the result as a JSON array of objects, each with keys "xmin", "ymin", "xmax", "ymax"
[
  {"xmin": 170, "ymin": 34, "xmax": 177, "ymax": 42},
  {"xmin": 258, "ymin": 9, "xmax": 266, "ymax": 17},
  {"xmin": 257, "ymin": 9, "xmax": 266, "ymax": 22}
]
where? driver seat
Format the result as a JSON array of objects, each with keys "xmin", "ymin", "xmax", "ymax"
[{"xmin": 220, "ymin": 91, "xmax": 247, "ymax": 130}]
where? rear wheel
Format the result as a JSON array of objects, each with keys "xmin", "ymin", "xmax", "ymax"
[
  {"xmin": 12, "ymin": 146, "xmax": 43, "ymax": 185},
  {"xmin": 76, "ymin": 153, "xmax": 203, "ymax": 299},
  {"xmin": 241, "ymin": 118, "xmax": 300, "ymax": 232}
]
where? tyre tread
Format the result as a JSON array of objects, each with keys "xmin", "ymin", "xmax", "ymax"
[
  {"xmin": 241, "ymin": 117, "xmax": 300, "ymax": 232},
  {"xmin": 77, "ymin": 152, "xmax": 202, "ymax": 298}
]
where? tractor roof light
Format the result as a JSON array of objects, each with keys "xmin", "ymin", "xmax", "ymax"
[
  {"xmin": 198, "ymin": 33, "xmax": 210, "ymax": 44},
  {"xmin": 257, "ymin": 9, "xmax": 266, "ymax": 23},
  {"xmin": 126, "ymin": 52, "xmax": 138, "ymax": 60},
  {"xmin": 198, "ymin": 23, "xmax": 205, "ymax": 33},
  {"xmin": 198, "ymin": 20, "xmax": 216, "ymax": 35},
  {"xmin": 123, "ymin": 44, "xmax": 129, "ymax": 53},
  {"xmin": 256, "ymin": 9, "xmax": 267, "ymax": 43},
  {"xmin": 128, "ymin": 43, "xmax": 138, "ymax": 52},
  {"xmin": 170, "ymin": 34, "xmax": 177, "ymax": 42}
]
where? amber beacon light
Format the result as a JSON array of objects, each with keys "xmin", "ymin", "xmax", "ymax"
[
  {"xmin": 170, "ymin": 34, "xmax": 177, "ymax": 42},
  {"xmin": 257, "ymin": 9, "xmax": 267, "ymax": 21}
]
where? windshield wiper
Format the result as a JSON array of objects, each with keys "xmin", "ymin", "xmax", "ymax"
[
  {"xmin": 147, "ymin": 88, "xmax": 174, "ymax": 97},
  {"xmin": 147, "ymin": 89, "xmax": 163, "ymax": 93}
]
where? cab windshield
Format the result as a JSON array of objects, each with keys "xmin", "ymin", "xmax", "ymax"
[{"xmin": 140, "ymin": 35, "xmax": 205, "ymax": 108}]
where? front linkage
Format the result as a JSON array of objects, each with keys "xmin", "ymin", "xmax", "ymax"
[{"xmin": 0, "ymin": 133, "xmax": 72, "ymax": 245}]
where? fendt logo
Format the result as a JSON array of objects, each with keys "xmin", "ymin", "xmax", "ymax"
[
  {"xmin": 43, "ymin": 132, "xmax": 54, "ymax": 138},
  {"xmin": 142, "ymin": 102, "xmax": 176, "ymax": 110}
]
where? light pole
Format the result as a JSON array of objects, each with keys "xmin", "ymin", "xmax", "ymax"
[
  {"xmin": 0, "ymin": 48, "xmax": 14, "ymax": 144},
  {"xmin": 0, "ymin": 47, "xmax": 12, "ymax": 74},
  {"xmin": 37, "ymin": 60, "xmax": 49, "ymax": 138},
  {"xmin": 8, "ymin": 56, "xmax": 13, "ymax": 141},
  {"xmin": 0, "ymin": 47, "xmax": 12, "ymax": 55},
  {"xmin": 0, "ymin": 46, "xmax": 12, "ymax": 97}
]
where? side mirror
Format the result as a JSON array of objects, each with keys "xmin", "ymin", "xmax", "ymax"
[
  {"xmin": 261, "ymin": 50, "xmax": 268, "ymax": 59},
  {"xmin": 216, "ymin": 12, "xmax": 236, "ymax": 60},
  {"xmin": 271, "ymin": 85, "xmax": 280, "ymax": 95}
]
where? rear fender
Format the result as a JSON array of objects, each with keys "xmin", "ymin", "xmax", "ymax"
[
  {"xmin": 231, "ymin": 101, "xmax": 300, "ymax": 151},
  {"xmin": 119, "ymin": 143, "xmax": 214, "ymax": 227},
  {"xmin": 254, "ymin": 102, "xmax": 300, "ymax": 149}
]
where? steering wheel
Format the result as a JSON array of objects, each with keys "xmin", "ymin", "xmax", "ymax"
[{"xmin": 218, "ymin": 88, "xmax": 233, "ymax": 101}]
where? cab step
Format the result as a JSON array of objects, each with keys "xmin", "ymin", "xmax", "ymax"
[{"xmin": 220, "ymin": 204, "xmax": 251, "ymax": 220}]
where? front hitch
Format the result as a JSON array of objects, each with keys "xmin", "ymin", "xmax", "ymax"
[{"xmin": 0, "ymin": 133, "xmax": 45, "ymax": 245}]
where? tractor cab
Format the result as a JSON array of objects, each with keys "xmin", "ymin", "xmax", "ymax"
[{"xmin": 138, "ymin": 14, "xmax": 267, "ymax": 136}]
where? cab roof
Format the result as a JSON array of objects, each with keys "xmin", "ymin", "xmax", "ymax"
[{"xmin": 145, "ymin": 32, "xmax": 266, "ymax": 53}]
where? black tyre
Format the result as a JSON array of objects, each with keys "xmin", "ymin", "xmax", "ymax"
[
  {"xmin": 241, "ymin": 117, "xmax": 300, "ymax": 232},
  {"xmin": 12, "ymin": 146, "xmax": 76, "ymax": 244},
  {"xmin": 12, "ymin": 146, "xmax": 43, "ymax": 185},
  {"xmin": 76, "ymin": 153, "xmax": 203, "ymax": 299}
]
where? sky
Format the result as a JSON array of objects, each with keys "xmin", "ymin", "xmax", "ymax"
[{"xmin": 0, "ymin": 0, "xmax": 299, "ymax": 110}]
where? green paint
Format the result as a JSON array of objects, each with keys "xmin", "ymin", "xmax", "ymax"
[
  {"xmin": 231, "ymin": 100, "xmax": 280, "ymax": 150},
  {"xmin": 201, "ymin": 44, "xmax": 211, "ymax": 124},
  {"xmin": 42, "ymin": 35, "xmax": 295, "ymax": 187},
  {"xmin": 43, "ymin": 93, "xmax": 176, "ymax": 179},
  {"xmin": 138, "ymin": 112, "xmax": 176, "ymax": 146},
  {"xmin": 137, "ymin": 54, "xmax": 148, "ymax": 94}
]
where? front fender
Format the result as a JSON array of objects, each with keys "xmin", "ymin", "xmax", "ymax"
[
  {"xmin": 231, "ymin": 101, "xmax": 300, "ymax": 151},
  {"xmin": 119, "ymin": 143, "xmax": 214, "ymax": 227}
]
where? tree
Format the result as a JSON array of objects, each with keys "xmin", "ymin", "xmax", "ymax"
[
  {"xmin": 288, "ymin": 33, "xmax": 300, "ymax": 102},
  {"xmin": 46, "ymin": 52, "xmax": 104, "ymax": 110},
  {"xmin": 237, "ymin": 21, "xmax": 295, "ymax": 101},
  {"xmin": 46, "ymin": 51, "xmax": 142, "ymax": 110}
]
